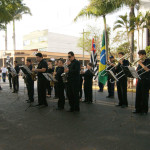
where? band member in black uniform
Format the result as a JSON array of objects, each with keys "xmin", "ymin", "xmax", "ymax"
[
  {"xmin": 7, "ymin": 67, "xmax": 12, "ymax": 89},
  {"xmin": 115, "ymin": 52, "xmax": 129, "ymax": 108},
  {"xmin": 106, "ymin": 56, "xmax": 115, "ymax": 98},
  {"xmin": 82, "ymin": 63, "xmax": 94, "ymax": 104},
  {"xmin": 133, "ymin": 50, "xmax": 150, "ymax": 115},
  {"xmin": 47, "ymin": 60, "xmax": 54, "ymax": 97},
  {"xmin": 79, "ymin": 63, "xmax": 83, "ymax": 101},
  {"xmin": 33, "ymin": 53, "xmax": 48, "ymax": 106},
  {"xmin": 26, "ymin": 59, "xmax": 34, "ymax": 103},
  {"xmin": 54, "ymin": 60, "xmax": 59, "ymax": 99},
  {"xmin": 12, "ymin": 61, "xmax": 20, "ymax": 93},
  {"xmin": 65, "ymin": 51, "xmax": 80, "ymax": 112},
  {"xmin": 55, "ymin": 59, "xmax": 65, "ymax": 110}
]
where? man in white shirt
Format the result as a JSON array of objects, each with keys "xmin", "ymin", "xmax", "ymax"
[{"xmin": 1, "ymin": 66, "xmax": 7, "ymax": 82}]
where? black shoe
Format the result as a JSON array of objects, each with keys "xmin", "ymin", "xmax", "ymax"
[
  {"xmin": 140, "ymin": 112, "xmax": 148, "ymax": 116},
  {"xmin": 74, "ymin": 108, "xmax": 80, "ymax": 112},
  {"xmin": 12, "ymin": 91, "xmax": 16, "ymax": 93},
  {"xmin": 82, "ymin": 100, "xmax": 87, "ymax": 103},
  {"xmin": 106, "ymin": 96, "xmax": 111, "ymax": 98},
  {"xmin": 121, "ymin": 105, "xmax": 128, "ymax": 108},
  {"xmin": 35, "ymin": 104, "xmax": 43, "ymax": 107},
  {"xmin": 56, "ymin": 107, "xmax": 64, "ymax": 110},
  {"xmin": 27, "ymin": 101, "xmax": 34, "ymax": 103},
  {"xmin": 67, "ymin": 109, "xmax": 74, "ymax": 112},
  {"xmin": 53, "ymin": 96, "xmax": 58, "ymax": 99},
  {"xmin": 132, "ymin": 110, "xmax": 140, "ymax": 114},
  {"xmin": 116, "ymin": 104, "xmax": 121, "ymax": 107}
]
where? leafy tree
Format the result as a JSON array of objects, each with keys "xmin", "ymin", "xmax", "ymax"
[
  {"xmin": 113, "ymin": 13, "xmax": 131, "ymax": 43},
  {"xmin": 74, "ymin": 0, "xmax": 122, "ymax": 61},
  {"xmin": 146, "ymin": 46, "xmax": 150, "ymax": 54},
  {"xmin": 77, "ymin": 26, "xmax": 102, "ymax": 55}
]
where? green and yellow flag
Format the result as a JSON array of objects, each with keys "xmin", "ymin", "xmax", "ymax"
[{"xmin": 98, "ymin": 31, "xmax": 108, "ymax": 85}]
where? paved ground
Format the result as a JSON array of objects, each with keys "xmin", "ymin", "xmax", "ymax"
[{"xmin": 0, "ymin": 79, "xmax": 150, "ymax": 150}]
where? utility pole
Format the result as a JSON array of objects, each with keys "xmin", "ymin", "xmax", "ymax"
[{"xmin": 81, "ymin": 29, "xmax": 90, "ymax": 66}]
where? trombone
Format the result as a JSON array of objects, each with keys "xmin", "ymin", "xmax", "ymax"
[
  {"xmin": 99, "ymin": 52, "xmax": 132, "ymax": 77},
  {"xmin": 131, "ymin": 53, "xmax": 150, "ymax": 78}
]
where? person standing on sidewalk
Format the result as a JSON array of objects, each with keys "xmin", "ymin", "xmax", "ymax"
[
  {"xmin": 106, "ymin": 56, "xmax": 115, "ymax": 98},
  {"xmin": 82, "ymin": 63, "xmax": 94, "ymax": 104},
  {"xmin": 12, "ymin": 61, "xmax": 20, "ymax": 93},
  {"xmin": 55, "ymin": 59, "xmax": 65, "ymax": 110},
  {"xmin": 115, "ymin": 52, "xmax": 129, "ymax": 108},
  {"xmin": 65, "ymin": 51, "xmax": 80, "ymax": 112},
  {"xmin": 33, "ymin": 53, "xmax": 48, "ymax": 106},
  {"xmin": 133, "ymin": 50, "xmax": 150, "ymax": 115},
  {"xmin": 1, "ymin": 66, "xmax": 7, "ymax": 82}
]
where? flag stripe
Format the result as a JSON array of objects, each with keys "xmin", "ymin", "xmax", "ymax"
[{"xmin": 90, "ymin": 38, "xmax": 98, "ymax": 80}]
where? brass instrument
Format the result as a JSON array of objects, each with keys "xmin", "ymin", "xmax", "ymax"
[
  {"xmin": 61, "ymin": 62, "xmax": 68, "ymax": 83},
  {"xmin": 132, "ymin": 53, "xmax": 150, "ymax": 77},
  {"xmin": 50, "ymin": 66, "xmax": 57, "ymax": 86},
  {"xmin": 6, "ymin": 60, "xmax": 17, "ymax": 77},
  {"xmin": 100, "ymin": 52, "xmax": 132, "ymax": 77}
]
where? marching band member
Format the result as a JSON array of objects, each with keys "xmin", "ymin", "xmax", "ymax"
[
  {"xmin": 55, "ymin": 59, "xmax": 65, "ymax": 110},
  {"xmin": 106, "ymin": 56, "xmax": 115, "ymax": 98},
  {"xmin": 33, "ymin": 53, "xmax": 48, "ymax": 107},
  {"xmin": 25, "ymin": 59, "xmax": 34, "ymax": 103},
  {"xmin": 54, "ymin": 60, "xmax": 59, "ymax": 99},
  {"xmin": 46, "ymin": 60, "xmax": 54, "ymax": 97},
  {"xmin": 79, "ymin": 63, "xmax": 83, "ymax": 101},
  {"xmin": 133, "ymin": 50, "xmax": 150, "ymax": 115},
  {"xmin": 81, "ymin": 63, "xmax": 94, "ymax": 104},
  {"xmin": 115, "ymin": 52, "xmax": 129, "ymax": 108},
  {"xmin": 12, "ymin": 61, "xmax": 20, "ymax": 93},
  {"xmin": 64, "ymin": 51, "xmax": 80, "ymax": 112}
]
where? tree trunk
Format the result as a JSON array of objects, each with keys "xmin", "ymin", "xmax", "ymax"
[
  {"xmin": 5, "ymin": 23, "xmax": 7, "ymax": 51},
  {"xmin": 103, "ymin": 15, "xmax": 108, "ymax": 62},
  {"xmin": 13, "ymin": 19, "xmax": 16, "ymax": 50},
  {"xmin": 138, "ymin": 29, "xmax": 140, "ymax": 50},
  {"xmin": 129, "ymin": 5, "xmax": 135, "ymax": 63},
  {"xmin": 142, "ymin": 28, "xmax": 144, "ymax": 49}
]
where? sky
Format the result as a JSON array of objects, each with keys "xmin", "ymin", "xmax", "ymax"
[{"xmin": 0, "ymin": 0, "xmax": 132, "ymax": 50}]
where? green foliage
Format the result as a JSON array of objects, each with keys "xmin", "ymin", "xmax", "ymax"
[
  {"xmin": 146, "ymin": 46, "xmax": 150, "ymax": 54},
  {"xmin": 74, "ymin": 0, "xmax": 122, "ymax": 22},
  {"xmin": 77, "ymin": 26, "xmax": 102, "ymax": 55}
]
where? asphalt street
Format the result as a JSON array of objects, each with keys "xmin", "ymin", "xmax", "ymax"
[{"xmin": 0, "ymin": 78, "xmax": 150, "ymax": 150}]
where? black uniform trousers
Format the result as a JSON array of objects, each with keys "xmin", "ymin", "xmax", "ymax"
[
  {"xmin": 37, "ymin": 78, "xmax": 48, "ymax": 105},
  {"xmin": 107, "ymin": 80, "xmax": 115, "ymax": 97},
  {"xmin": 135, "ymin": 79, "xmax": 149, "ymax": 113},
  {"xmin": 26, "ymin": 78, "xmax": 34, "ymax": 102},
  {"xmin": 46, "ymin": 81, "xmax": 51, "ymax": 95},
  {"xmin": 54, "ymin": 82, "xmax": 58, "ymax": 97},
  {"xmin": 12, "ymin": 75, "xmax": 19, "ymax": 92},
  {"xmin": 117, "ymin": 77, "xmax": 128, "ymax": 106},
  {"xmin": 67, "ymin": 81, "xmax": 80, "ymax": 111},
  {"xmin": 79, "ymin": 78, "xmax": 83, "ymax": 99},
  {"xmin": 58, "ymin": 84, "xmax": 65, "ymax": 108},
  {"xmin": 84, "ymin": 82, "xmax": 92, "ymax": 102},
  {"xmin": 8, "ymin": 74, "xmax": 12, "ymax": 88}
]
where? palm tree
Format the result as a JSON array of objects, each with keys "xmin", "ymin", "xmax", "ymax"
[
  {"xmin": 142, "ymin": 11, "xmax": 150, "ymax": 48},
  {"xmin": 134, "ymin": 12, "xmax": 144, "ymax": 50},
  {"xmin": 113, "ymin": 13, "xmax": 130, "ymax": 43},
  {"xmin": 74, "ymin": 0, "xmax": 122, "ymax": 61},
  {"xmin": 11, "ymin": 5, "xmax": 32, "ymax": 50},
  {"xmin": 119, "ymin": 0, "xmax": 140, "ymax": 62}
]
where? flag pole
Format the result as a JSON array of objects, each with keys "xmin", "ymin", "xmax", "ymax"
[{"xmin": 103, "ymin": 15, "xmax": 108, "ymax": 62}]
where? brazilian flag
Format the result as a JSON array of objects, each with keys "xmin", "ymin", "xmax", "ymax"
[{"xmin": 98, "ymin": 31, "xmax": 108, "ymax": 85}]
